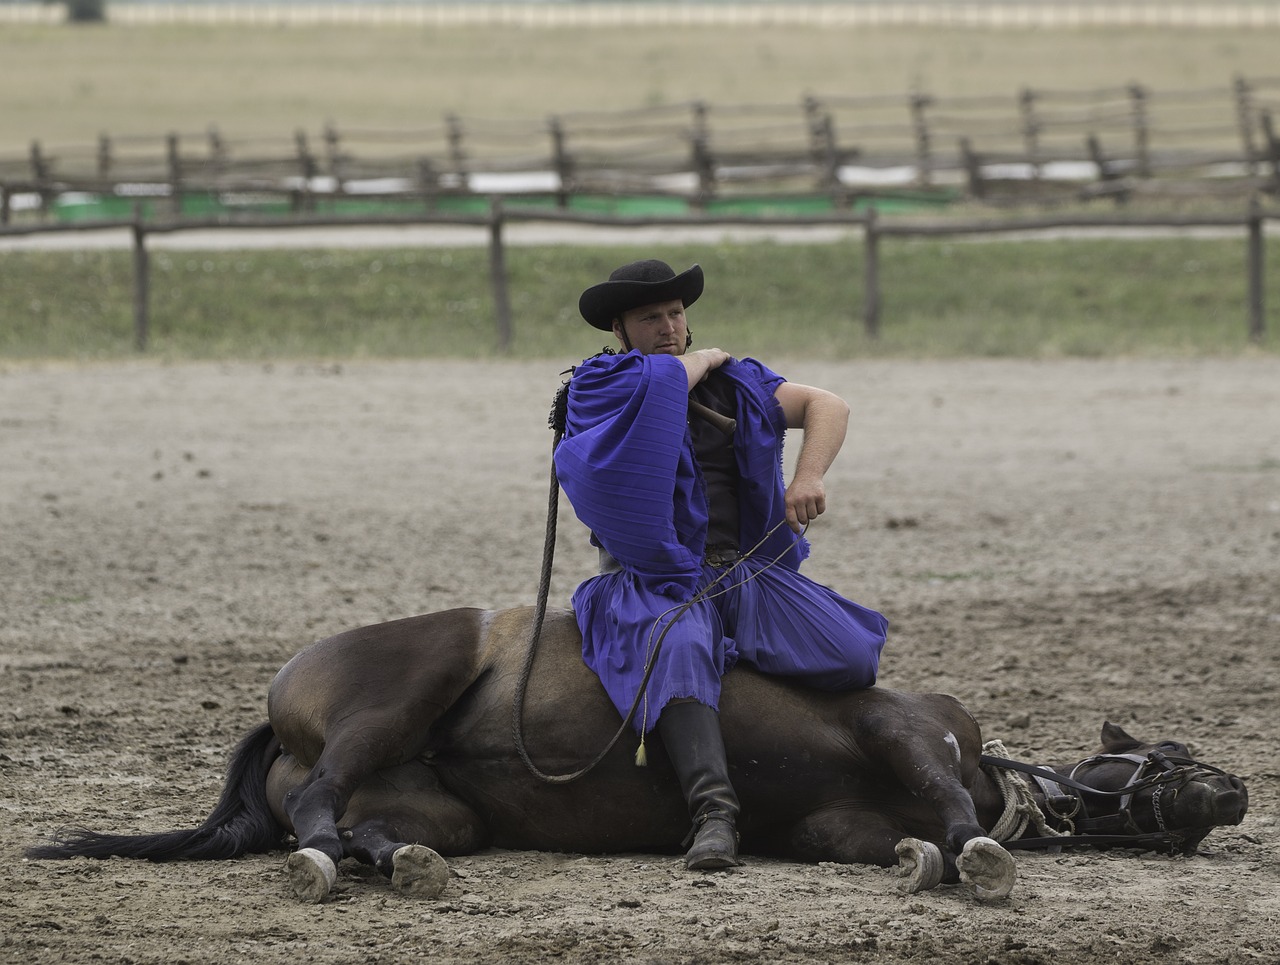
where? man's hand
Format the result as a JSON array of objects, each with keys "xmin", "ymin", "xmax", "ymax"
[
  {"xmin": 784, "ymin": 474, "xmax": 827, "ymax": 533},
  {"xmin": 679, "ymin": 347, "xmax": 730, "ymax": 390}
]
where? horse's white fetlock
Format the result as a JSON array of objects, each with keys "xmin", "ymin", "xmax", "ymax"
[
  {"xmin": 895, "ymin": 837, "xmax": 946, "ymax": 894},
  {"xmin": 956, "ymin": 836, "xmax": 1016, "ymax": 901},
  {"xmin": 286, "ymin": 847, "xmax": 338, "ymax": 903}
]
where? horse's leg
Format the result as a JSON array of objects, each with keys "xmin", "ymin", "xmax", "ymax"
[
  {"xmin": 775, "ymin": 800, "xmax": 1014, "ymax": 901},
  {"xmin": 340, "ymin": 760, "xmax": 490, "ymax": 897},
  {"xmin": 854, "ymin": 696, "xmax": 1016, "ymax": 900},
  {"xmin": 343, "ymin": 825, "xmax": 451, "ymax": 898},
  {"xmin": 270, "ymin": 752, "xmax": 490, "ymax": 901},
  {"xmin": 266, "ymin": 609, "xmax": 492, "ymax": 901},
  {"xmin": 277, "ymin": 726, "xmax": 406, "ymax": 902},
  {"xmin": 277, "ymin": 728, "xmax": 461, "ymax": 901},
  {"xmin": 265, "ymin": 748, "xmax": 361, "ymax": 900}
]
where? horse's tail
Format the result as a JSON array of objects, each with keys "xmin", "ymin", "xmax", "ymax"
[{"xmin": 26, "ymin": 721, "xmax": 285, "ymax": 863}]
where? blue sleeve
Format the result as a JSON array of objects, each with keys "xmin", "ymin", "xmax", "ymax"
[
  {"xmin": 735, "ymin": 356, "xmax": 787, "ymax": 400},
  {"xmin": 555, "ymin": 352, "xmax": 704, "ymax": 597}
]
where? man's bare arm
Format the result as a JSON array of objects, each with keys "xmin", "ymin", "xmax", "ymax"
[{"xmin": 773, "ymin": 381, "xmax": 851, "ymax": 533}]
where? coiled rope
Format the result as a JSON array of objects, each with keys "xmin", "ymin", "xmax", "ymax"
[{"xmin": 981, "ymin": 739, "xmax": 1071, "ymax": 843}]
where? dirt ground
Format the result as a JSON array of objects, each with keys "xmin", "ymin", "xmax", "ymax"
[{"xmin": 2, "ymin": 356, "xmax": 1277, "ymax": 965}]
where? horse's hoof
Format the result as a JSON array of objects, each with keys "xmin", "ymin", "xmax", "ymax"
[
  {"xmin": 391, "ymin": 844, "xmax": 449, "ymax": 898},
  {"xmin": 956, "ymin": 836, "xmax": 1016, "ymax": 902},
  {"xmin": 895, "ymin": 837, "xmax": 945, "ymax": 894},
  {"xmin": 286, "ymin": 847, "xmax": 337, "ymax": 903}
]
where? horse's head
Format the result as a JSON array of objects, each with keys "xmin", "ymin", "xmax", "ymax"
[{"xmin": 1056, "ymin": 721, "xmax": 1249, "ymax": 854}]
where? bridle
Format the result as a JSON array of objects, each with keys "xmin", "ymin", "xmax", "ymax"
[{"xmin": 981, "ymin": 748, "xmax": 1234, "ymax": 853}]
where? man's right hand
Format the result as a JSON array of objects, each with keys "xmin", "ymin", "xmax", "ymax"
[{"xmin": 679, "ymin": 348, "xmax": 731, "ymax": 389}]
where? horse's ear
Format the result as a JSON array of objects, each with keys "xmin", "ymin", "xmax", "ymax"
[{"xmin": 1100, "ymin": 720, "xmax": 1142, "ymax": 752}]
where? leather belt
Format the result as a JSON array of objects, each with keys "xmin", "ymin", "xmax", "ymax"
[{"xmin": 704, "ymin": 546, "xmax": 742, "ymax": 568}]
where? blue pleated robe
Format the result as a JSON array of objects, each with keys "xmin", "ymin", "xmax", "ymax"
[{"xmin": 555, "ymin": 351, "xmax": 887, "ymax": 734}]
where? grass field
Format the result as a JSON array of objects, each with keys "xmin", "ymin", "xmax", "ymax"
[
  {"xmin": 2, "ymin": 238, "xmax": 1274, "ymax": 360},
  {"xmin": 2, "ymin": 21, "xmax": 1279, "ymax": 151}
]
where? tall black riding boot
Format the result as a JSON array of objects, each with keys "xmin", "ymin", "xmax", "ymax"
[{"xmin": 656, "ymin": 701, "xmax": 741, "ymax": 871}]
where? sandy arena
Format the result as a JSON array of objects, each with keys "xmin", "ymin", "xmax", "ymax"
[{"xmin": 2, "ymin": 357, "xmax": 1277, "ymax": 964}]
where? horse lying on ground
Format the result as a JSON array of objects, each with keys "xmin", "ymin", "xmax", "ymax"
[{"xmin": 28, "ymin": 606, "xmax": 1248, "ymax": 902}]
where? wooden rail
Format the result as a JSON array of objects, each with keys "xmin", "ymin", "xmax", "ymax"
[{"xmin": 0, "ymin": 200, "xmax": 1272, "ymax": 350}]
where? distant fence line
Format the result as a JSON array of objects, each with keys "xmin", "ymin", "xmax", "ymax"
[
  {"xmin": 5, "ymin": 2, "xmax": 1280, "ymax": 28},
  {"xmin": 0, "ymin": 201, "xmax": 1271, "ymax": 350},
  {"xmin": 4, "ymin": 76, "xmax": 1280, "ymax": 221}
]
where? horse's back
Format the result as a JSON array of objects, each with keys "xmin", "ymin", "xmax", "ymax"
[{"xmin": 267, "ymin": 607, "xmax": 494, "ymax": 765}]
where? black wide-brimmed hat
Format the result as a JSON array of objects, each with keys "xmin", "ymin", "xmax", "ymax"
[{"xmin": 578, "ymin": 260, "xmax": 704, "ymax": 331}]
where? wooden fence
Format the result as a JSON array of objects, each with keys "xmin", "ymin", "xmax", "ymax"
[
  {"xmin": 3, "ymin": 76, "xmax": 1280, "ymax": 224},
  {"xmin": 0, "ymin": 200, "xmax": 1272, "ymax": 350}
]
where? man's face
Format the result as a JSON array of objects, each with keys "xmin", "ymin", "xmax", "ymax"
[{"xmin": 612, "ymin": 299, "xmax": 688, "ymax": 356}]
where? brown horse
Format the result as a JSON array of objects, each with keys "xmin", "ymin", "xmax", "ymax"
[{"xmin": 28, "ymin": 606, "xmax": 1248, "ymax": 903}]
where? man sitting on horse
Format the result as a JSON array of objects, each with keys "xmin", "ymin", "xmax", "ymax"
[{"xmin": 555, "ymin": 259, "xmax": 889, "ymax": 871}]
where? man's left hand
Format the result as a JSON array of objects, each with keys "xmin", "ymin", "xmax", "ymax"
[{"xmin": 784, "ymin": 476, "xmax": 827, "ymax": 533}]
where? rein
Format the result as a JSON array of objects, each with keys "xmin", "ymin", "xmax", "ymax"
[{"xmin": 981, "ymin": 749, "xmax": 1229, "ymax": 852}]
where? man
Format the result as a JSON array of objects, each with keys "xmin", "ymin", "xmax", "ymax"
[{"xmin": 555, "ymin": 259, "xmax": 888, "ymax": 871}]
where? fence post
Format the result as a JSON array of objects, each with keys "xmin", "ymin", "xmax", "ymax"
[
  {"xmin": 166, "ymin": 132, "xmax": 182, "ymax": 217},
  {"xmin": 959, "ymin": 137, "xmax": 985, "ymax": 199},
  {"xmin": 488, "ymin": 198, "xmax": 513, "ymax": 353},
  {"xmin": 0, "ymin": 185, "xmax": 9, "ymax": 225},
  {"xmin": 803, "ymin": 95, "xmax": 830, "ymax": 191},
  {"xmin": 816, "ymin": 114, "xmax": 844, "ymax": 207},
  {"xmin": 910, "ymin": 92, "xmax": 933, "ymax": 187},
  {"xmin": 447, "ymin": 113, "xmax": 468, "ymax": 187},
  {"xmin": 863, "ymin": 206, "xmax": 880, "ymax": 338},
  {"xmin": 548, "ymin": 116, "xmax": 573, "ymax": 209},
  {"xmin": 323, "ymin": 123, "xmax": 343, "ymax": 187},
  {"xmin": 803, "ymin": 94, "xmax": 823, "ymax": 153},
  {"xmin": 691, "ymin": 100, "xmax": 715, "ymax": 209},
  {"xmin": 97, "ymin": 133, "xmax": 112, "ymax": 182},
  {"xmin": 802, "ymin": 97, "xmax": 825, "ymax": 163},
  {"xmin": 1019, "ymin": 87, "xmax": 1042, "ymax": 182},
  {"xmin": 208, "ymin": 125, "xmax": 226, "ymax": 171},
  {"xmin": 132, "ymin": 204, "xmax": 150, "ymax": 352},
  {"xmin": 1247, "ymin": 196, "xmax": 1265, "ymax": 343},
  {"xmin": 1127, "ymin": 83, "xmax": 1151, "ymax": 179},
  {"xmin": 30, "ymin": 140, "xmax": 50, "ymax": 219},
  {"xmin": 1260, "ymin": 109, "xmax": 1280, "ymax": 191},
  {"xmin": 1233, "ymin": 75, "xmax": 1258, "ymax": 178},
  {"xmin": 294, "ymin": 129, "xmax": 316, "ymax": 212}
]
